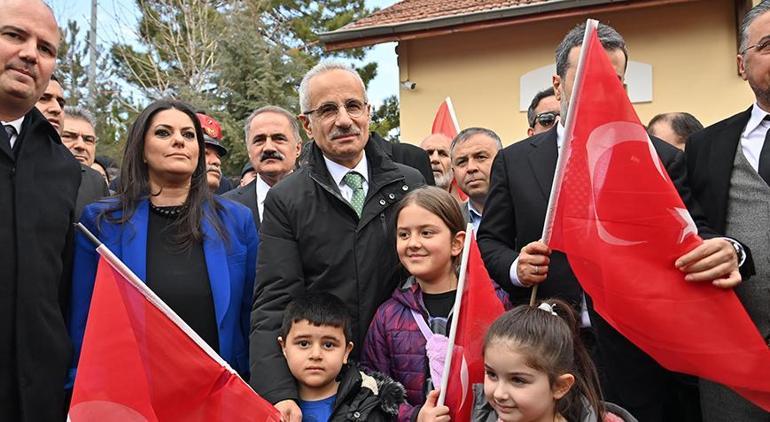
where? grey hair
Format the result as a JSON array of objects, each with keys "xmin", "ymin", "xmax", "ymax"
[
  {"xmin": 298, "ymin": 59, "xmax": 368, "ymax": 113},
  {"xmin": 243, "ymin": 105, "xmax": 301, "ymax": 145},
  {"xmin": 555, "ymin": 22, "xmax": 628, "ymax": 79},
  {"xmin": 527, "ymin": 87, "xmax": 556, "ymax": 128},
  {"xmin": 740, "ymin": 2, "xmax": 770, "ymax": 54},
  {"xmin": 451, "ymin": 127, "xmax": 503, "ymax": 155},
  {"xmin": 63, "ymin": 105, "xmax": 96, "ymax": 128}
]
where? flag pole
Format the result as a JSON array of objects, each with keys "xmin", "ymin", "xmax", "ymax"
[
  {"xmin": 530, "ymin": 18, "xmax": 598, "ymax": 307},
  {"xmin": 437, "ymin": 223, "xmax": 474, "ymax": 406},
  {"xmin": 74, "ymin": 222, "xmax": 236, "ymax": 372}
]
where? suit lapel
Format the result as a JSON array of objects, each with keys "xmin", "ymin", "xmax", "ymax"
[
  {"xmin": 709, "ymin": 107, "xmax": 752, "ymax": 228},
  {"xmin": 122, "ymin": 200, "xmax": 149, "ymax": 282},
  {"xmin": 202, "ymin": 206, "xmax": 230, "ymax": 329},
  {"xmin": 242, "ymin": 180, "xmax": 260, "ymax": 229},
  {"xmin": 528, "ymin": 128, "xmax": 559, "ymax": 200}
]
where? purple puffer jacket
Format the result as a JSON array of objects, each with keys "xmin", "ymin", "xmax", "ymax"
[{"xmin": 361, "ymin": 276, "xmax": 511, "ymax": 422}]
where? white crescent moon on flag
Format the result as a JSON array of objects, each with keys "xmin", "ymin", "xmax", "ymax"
[{"xmin": 585, "ymin": 121, "xmax": 666, "ymax": 246}]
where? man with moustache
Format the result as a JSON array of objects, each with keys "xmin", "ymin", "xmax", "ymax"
[
  {"xmin": 224, "ymin": 105, "xmax": 301, "ymax": 228},
  {"xmin": 450, "ymin": 127, "xmax": 502, "ymax": 232},
  {"xmin": 196, "ymin": 112, "xmax": 228, "ymax": 192},
  {"xmin": 687, "ymin": 3, "xmax": 770, "ymax": 419},
  {"xmin": 0, "ymin": 0, "xmax": 82, "ymax": 419},
  {"xmin": 249, "ymin": 60, "xmax": 424, "ymax": 422},
  {"xmin": 478, "ymin": 22, "xmax": 743, "ymax": 421},
  {"xmin": 59, "ymin": 106, "xmax": 109, "ymax": 217}
]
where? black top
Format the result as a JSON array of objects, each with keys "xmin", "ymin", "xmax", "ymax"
[
  {"xmin": 146, "ymin": 204, "xmax": 219, "ymax": 352},
  {"xmin": 423, "ymin": 290, "xmax": 456, "ymax": 336}
]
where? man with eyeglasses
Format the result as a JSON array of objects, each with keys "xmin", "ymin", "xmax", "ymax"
[
  {"xmin": 479, "ymin": 22, "xmax": 742, "ymax": 421},
  {"xmin": 686, "ymin": 3, "xmax": 770, "ymax": 420},
  {"xmin": 527, "ymin": 87, "xmax": 560, "ymax": 136},
  {"xmin": 249, "ymin": 59, "xmax": 425, "ymax": 422},
  {"xmin": 60, "ymin": 106, "xmax": 109, "ymax": 218}
]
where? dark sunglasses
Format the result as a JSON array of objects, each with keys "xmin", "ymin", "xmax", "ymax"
[{"xmin": 534, "ymin": 111, "xmax": 559, "ymax": 128}]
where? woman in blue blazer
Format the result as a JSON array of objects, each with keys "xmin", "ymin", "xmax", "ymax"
[{"xmin": 68, "ymin": 100, "xmax": 258, "ymax": 386}]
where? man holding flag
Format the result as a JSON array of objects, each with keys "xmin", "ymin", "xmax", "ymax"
[
  {"xmin": 478, "ymin": 22, "xmax": 743, "ymax": 421},
  {"xmin": 686, "ymin": 2, "xmax": 770, "ymax": 419}
]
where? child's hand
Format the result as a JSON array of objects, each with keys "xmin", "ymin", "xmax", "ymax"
[
  {"xmin": 274, "ymin": 399, "xmax": 302, "ymax": 422},
  {"xmin": 417, "ymin": 390, "xmax": 451, "ymax": 422}
]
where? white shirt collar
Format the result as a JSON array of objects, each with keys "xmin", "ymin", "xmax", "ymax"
[
  {"xmin": 1, "ymin": 116, "xmax": 24, "ymax": 136},
  {"xmin": 742, "ymin": 103, "xmax": 770, "ymax": 138},
  {"xmin": 255, "ymin": 175, "xmax": 272, "ymax": 203},
  {"xmin": 556, "ymin": 122, "xmax": 566, "ymax": 150},
  {"xmin": 323, "ymin": 153, "xmax": 369, "ymax": 188},
  {"xmin": 468, "ymin": 200, "xmax": 483, "ymax": 219}
]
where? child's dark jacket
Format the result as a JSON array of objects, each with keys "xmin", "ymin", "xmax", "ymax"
[{"xmin": 328, "ymin": 364, "xmax": 405, "ymax": 422}]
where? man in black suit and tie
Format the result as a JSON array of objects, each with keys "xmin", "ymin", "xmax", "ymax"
[
  {"xmin": 224, "ymin": 105, "xmax": 302, "ymax": 228},
  {"xmin": 687, "ymin": 3, "xmax": 769, "ymax": 420},
  {"xmin": 478, "ymin": 22, "xmax": 742, "ymax": 421},
  {"xmin": 0, "ymin": 1, "xmax": 82, "ymax": 419}
]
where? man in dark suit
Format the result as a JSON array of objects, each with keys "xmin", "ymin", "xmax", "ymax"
[
  {"xmin": 224, "ymin": 105, "xmax": 302, "ymax": 228},
  {"xmin": 0, "ymin": 1, "xmax": 82, "ymax": 419},
  {"xmin": 478, "ymin": 22, "xmax": 741, "ymax": 421},
  {"xmin": 35, "ymin": 83, "xmax": 109, "ymax": 219},
  {"xmin": 375, "ymin": 134, "xmax": 434, "ymax": 186},
  {"xmin": 687, "ymin": 3, "xmax": 769, "ymax": 420},
  {"xmin": 58, "ymin": 106, "xmax": 109, "ymax": 217},
  {"xmin": 450, "ymin": 127, "xmax": 502, "ymax": 233}
]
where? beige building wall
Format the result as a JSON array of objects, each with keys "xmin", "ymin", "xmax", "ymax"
[{"xmin": 397, "ymin": 0, "xmax": 754, "ymax": 145}]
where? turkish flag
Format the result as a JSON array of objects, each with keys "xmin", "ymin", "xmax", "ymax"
[
  {"xmin": 443, "ymin": 236, "xmax": 506, "ymax": 420},
  {"xmin": 69, "ymin": 256, "xmax": 280, "ymax": 421},
  {"xmin": 431, "ymin": 97, "xmax": 468, "ymax": 201},
  {"xmin": 545, "ymin": 22, "xmax": 770, "ymax": 411}
]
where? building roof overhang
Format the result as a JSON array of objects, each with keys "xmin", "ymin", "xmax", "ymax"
[{"xmin": 320, "ymin": 0, "xmax": 695, "ymax": 51}]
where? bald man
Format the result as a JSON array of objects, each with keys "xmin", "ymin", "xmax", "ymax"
[{"xmin": 0, "ymin": 1, "xmax": 81, "ymax": 419}]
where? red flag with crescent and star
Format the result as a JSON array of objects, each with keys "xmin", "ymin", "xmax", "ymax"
[{"xmin": 544, "ymin": 20, "xmax": 770, "ymax": 411}]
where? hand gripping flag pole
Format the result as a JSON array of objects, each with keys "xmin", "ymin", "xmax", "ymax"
[{"xmin": 530, "ymin": 19, "xmax": 598, "ymax": 306}]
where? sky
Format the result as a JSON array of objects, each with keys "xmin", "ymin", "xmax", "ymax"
[{"xmin": 48, "ymin": 0, "xmax": 401, "ymax": 108}]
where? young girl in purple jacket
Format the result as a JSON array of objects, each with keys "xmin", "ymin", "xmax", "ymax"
[{"xmin": 361, "ymin": 186, "xmax": 510, "ymax": 422}]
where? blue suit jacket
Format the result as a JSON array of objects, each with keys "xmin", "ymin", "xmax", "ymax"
[{"xmin": 68, "ymin": 197, "xmax": 258, "ymax": 385}]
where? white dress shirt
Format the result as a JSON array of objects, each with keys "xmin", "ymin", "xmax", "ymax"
[
  {"xmin": 254, "ymin": 175, "xmax": 272, "ymax": 223},
  {"xmin": 467, "ymin": 201, "xmax": 483, "ymax": 233},
  {"xmin": 740, "ymin": 103, "xmax": 770, "ymax": 173},
  {"xmin": 1, "ymin": 117, "xmax": 24, "ymax": 148},
  {"xmin": 323, "ymin": 154, "xmax": 369, "ymax": 201}
]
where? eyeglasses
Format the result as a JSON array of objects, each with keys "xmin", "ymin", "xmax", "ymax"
[
  {"xmin": 302, "ymin": 99, "xmax": 368, "ymax": 122},
  {"xmin": 534, "ymin": 111, "xmax": 559, "ymax": 128},
  {"xmin": 61, "ymin": 130, "xmax": 97, "ymax": 145},
  {"xmin": 742, "ymin": 38, "xmax": 770, "ymax": 55}
]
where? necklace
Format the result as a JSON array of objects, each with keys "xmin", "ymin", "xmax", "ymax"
[{"xmin": 149, "ymin": 202, "xmax": 186, "ymax": 218}]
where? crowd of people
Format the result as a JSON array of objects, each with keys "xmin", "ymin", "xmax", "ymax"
[{"xmin": 1, "ymin": 0, "xmax": 769, "ymax": 421}]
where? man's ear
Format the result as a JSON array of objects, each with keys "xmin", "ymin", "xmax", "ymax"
[
  {"xmin": 552, "ymin": 373, "xmax": 575, "ymax": 400},
  {"xmin": 298, "ymin": 114, "xmax": 313, "ymax": 139},
  {"xmin": 552, "ymin": 75, "xmax": 563, "ymax": 102},
  {"xmin": 343, "ymin": 341, "xmax": 354, "ymax": 364},
  {"xmin": 277, "ymin": 336, "xmax": 287, "ymax": 356},
  {"xmin": 527, "ymin": 127, "xmax": 535, "ymax": 137},
  {"xmin": 737, "ymin": 54, "xmax": 748, "ymax": 81}
]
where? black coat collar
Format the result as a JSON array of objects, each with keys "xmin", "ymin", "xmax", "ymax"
[{"xmin": 527, "ymin": 126, "xmax": 559, "ymax": 200}]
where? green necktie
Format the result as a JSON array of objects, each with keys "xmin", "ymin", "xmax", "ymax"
[{"xmin": 342, "ymin": 171, "xmax": 365, "ymax": 217}]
